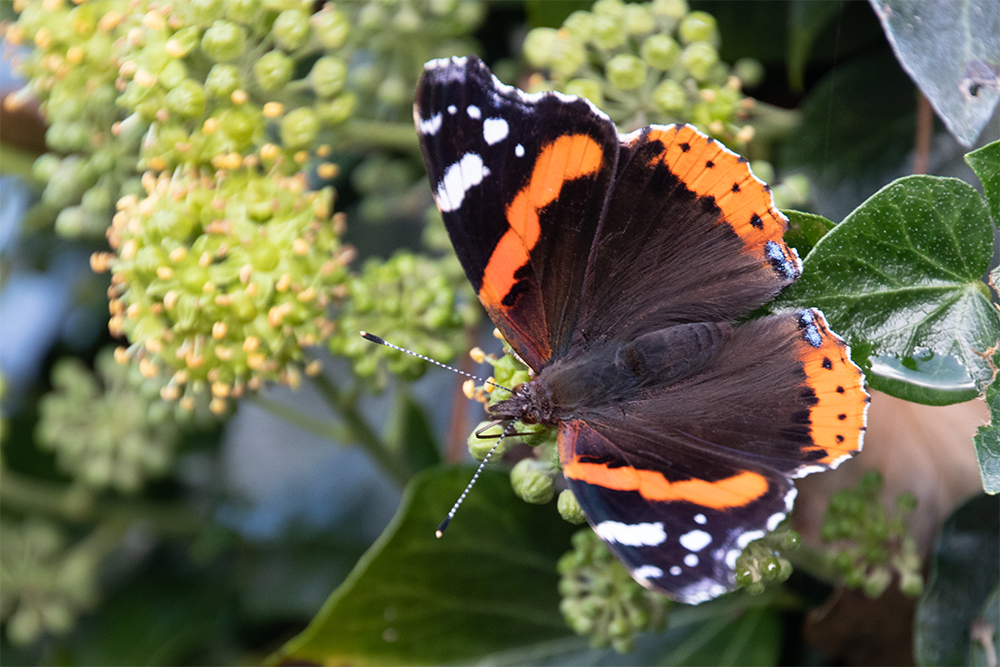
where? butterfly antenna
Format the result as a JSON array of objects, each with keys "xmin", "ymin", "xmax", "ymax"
[
  {"xmin": 436, "ymin": 420, "xmax": 516, "ymax": 538},
  {"xmin": 360, "ymin": 331, "xmax": 511, "ymax": 393}
]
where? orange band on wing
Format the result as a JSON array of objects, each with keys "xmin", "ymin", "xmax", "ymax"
[
  {"xmin": 479, "ymin": 134, "xmax": 604, "ymax": 309},
  {"xmin": 796, "ymin": 312, "xmax": 868, "ymax": 467},
  {"xmin": 563, "ymin": 461, "xmax": 770, "ymax": 509}
]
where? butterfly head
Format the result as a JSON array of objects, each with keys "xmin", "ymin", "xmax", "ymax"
[{"xmin": 487, "ymin": 377, "xmax": 557, "ymax": 427}]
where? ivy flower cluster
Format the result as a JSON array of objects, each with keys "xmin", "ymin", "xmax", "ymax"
[
  {"xmin": 522, "ymin": 0, "xmax": 761, "ymax": 144},
  {"xmin": 821, "ymin": 470, "xmax": 923, "ymax": 598}
]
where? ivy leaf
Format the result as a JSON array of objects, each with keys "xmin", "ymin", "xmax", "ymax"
[
  {"xmin": 271, "ymin": 466, "xmax": 576, "ymax": 666},
  {"xmin": 870, "ymin": 0, "xmax": 1000, "ymax": 147},
  {"xmin": 775, "ymin": 175, "xmax": 1000, "ymax": 404},
  {"xmin": 915, "ymin": 494, "xmax": 1000, "ymax": 665},
  {"xmin": 965, "ymin": 140, "xmax": 1000, "ymax": 224},
  {"xmin": 973, "ymin": 358, "xmax": 1000, "ymax": 493},
  {"xmin": 782, "ymin": 209, "xmax": 833, "ymax": 258}
]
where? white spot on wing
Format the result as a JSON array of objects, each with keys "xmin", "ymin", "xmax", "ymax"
[
  {"xmin": 736, "ymin": 529, "xmax": 765, "ymax": 550},
  {"xmin": 515, "ymin": 143, "xmax": 525, "ymax": 157},
  {"xmin": 694, "ymin": 513, "xmax": 707, "ymax": 525},
  {"xmin": 417, "ymin": 112, "xmax": 442, "ymax": 135},
  {"xmin": 435, "ymin": 153, "xmax": 489, "ymax": 213},
  {"xmin": 679, "ymin": 529, "xmax": 712, "ymax": 552},
  {"xmin": 684, "ymin": 553, "xmax": 699, "ymax": 567},
  {"xmin": 467, "ymin": 104, "xmax": 481, "ymax": 119},
  {"xmin": 447, "ymin": 104, "xmax": 457, "ymax": 115},
  {"xmin": 595, "ymin": 521, "xmax": 666, "ymax": 547},
  {"xmin": 483, "ymin": 117, "xmax": 509, "ymax": 145},
  {"xmin": 726, "ymin": 549, "xmax": 740, "ymax": 569},
  {"xmin": 670, "ymin": 565, "xmax": 682, "ymax": 576},
  {"xmin": 632, "ymin": 565, "xmax": 664, "ymax": 585}
]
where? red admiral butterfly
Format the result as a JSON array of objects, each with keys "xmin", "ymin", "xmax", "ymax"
[{"xmin": 414, "ymin": 56, "xmax": 868, "ymax": 604}]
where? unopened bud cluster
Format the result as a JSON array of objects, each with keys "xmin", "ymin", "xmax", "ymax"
[
  {"xmin": 94, "ymin": 167, "xmax": 349, "ymax": 410},
  {"xmin": 821, "ymin": 470, "xmax": 923, "ymax": 598},
  {"xmin": 559, "ymin": 528, "xmax": 669, "ymax": 653},
  {"xmin": 330, "ymin": 251, "xmax": 477, "ymax": 384},
  {"xmin": 35, "ymin": 349, "xmax": 180, "ymax": 492},
  {"xmin": 0, "ymin": 519, "xmax": 101, "ymax": 646},
  {"xmin": 733, "ymin": 527, "xmax": 800, "ymax": 595},
  {"xmin": 523, "ymin": 0, "xmax": 759, "ymax": 143}
]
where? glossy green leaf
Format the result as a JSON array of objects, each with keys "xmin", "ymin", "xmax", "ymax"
[
  {"xmin": 776, "ymin": 175, "xmax": 1000, "ymax": 403},
  {"xmin": 974, "ymin": 359, "xmax": 1000, "ymax": 493},
  {"xmin": 870, "ymin": 0, "xmax": 1000, "ymax": 147},
  {"xmin": 272, "ymin": 466, "xmax": 576, "ymax": 666},
  {"xmin": 782, "ymin": 209, "xmax": 833, "ymax": 258},
  {"xmin": 966, "ymin": 140, "xmax": 1000, "ymax": 224},
  {"xmin": 915, "ymin": 494, "xmax": 1000, "ymax": 666},
  {"xmin": 383, "ymin": 384, "xmax": 441, "ymax": 473}
]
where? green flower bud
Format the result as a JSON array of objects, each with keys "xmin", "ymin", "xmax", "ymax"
[
  {"xmin": 315, "ymin": 93, "xmax": 356, "ymax": 125},
  {"xmin": 467, "ymin": 421, "xmax": 510, "ymax": 460},
  {"xmin": 734, "ymin": 57, "xmax": 765, "ymax": 88},
  {"xmin": 549, "ymin": 35, "xmax": 588, "ymax": 78},
  {"xmin": 749, "ymin": 160, "xmax": 775, "ymax": 184},
  {"xmin": 165, "ymin": 79, "xmax": 207, "ymax": 118},
  {"xmin": 606, "ymin": 54, "xmax": 647, "ymax": 91},
  {"xmin": 310, "ymin": 56, "xmax": 348, "ymax": 98},
  {"xmin": 592, "ymin": 0, "xmax": 626, "ymax": 18},
  {"xmin": 273, "ymin": 8, "xmax": 310, "ymax": 50},
  {"xmin": 205, "ymin": 64, "xmax": 242, "ymax": 97},
  {"xmin": 279, "ymin": 107, "xmax": 319, "ymax": 148},
  {"xmin": 312, "ymin": 5, "xmax": 349, "ymax": 49},
  {"xmin": 253, "ymin": 50, "xmax": 293, "ymax": 90},
  {"xmin": 511, "ymin": 458, "xmax": 556, "ymax": 504},
  {"xmin": 623, "ymin": 4, "xmax": 655, "ymax": 35},
  {"xmin": 377, "ymin": 76, "xmax": 409, "ymax": 106},
  {"xmin": 563, "ymin": 11, "xmax": 595, "ymax": 41},
  {"xmin": 167, "ymin": 26, "xmax": 201, "ymax": 58},
  {"xmin": 564, "ymin": 78, "xmax": 603, "ymax": 106},
  {"xmin": 651, "ymin": 78, "xmax": 686, "ymax": 113},
  {"xmin": 652, "ymin": 0, "xmax": 688, "ymax": 19},
  {"xmin": 224, "ymin": 0, "xmax": 263, "ymax": 25},
  {"xmin": 591, "ymin": 14, "xmax": 626, "ymax": 50},
  {"xmin": 680, "ymin": 41, "xmax": 718, "ymax": 81},
  {"xmin": 640, "ymin": 34, "xmax": 680, "ymax": 70},
  {"xmin": 185, "ymin": 0, "xmax": 224, "ymax": 25},
  {"xmin": 558, "ymin": 489, "xmax": 587, "ymax": 525},
  {"xmin": 678, "ymin": 10, "xmax": 718, "ymax": 45},
  {"xmin": 201, "ymin": 21, "xmax": 247, "ymax": 62},
  {"xmin": 523, "ymin": 27, "xmax": 558, "ymax": 68}
]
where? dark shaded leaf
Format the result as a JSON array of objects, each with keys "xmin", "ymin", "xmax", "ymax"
[
  {"xmin": 782, "ymin": 209, "xmax": 833, "ymax": 258},
  {"xmin": 786, "ymin": 0, "xmax": 844, "ymax": 91},
  {"xmin": 970, "ymin": 588, "xmax": 999, "ymax": 667},
  {"xmin": 776, "ymin": 175, "xmax": 1000, "ymax": 403},
  {"xmin": 383, "ymin": 384, "xmax": 441, "ymax": 473},
  {"xmin": 915, "ymin": 494, "xmax": 1000, "ymax": 666},
  {"xmin": 966, "ymin": 140, "xmax": 1000, "ymax": 223},
  {"xmin": 272, "ymin": 466, "xmax": 576, "ymax": 666},
  {"xmin": 780, "ymin": 52, "xmax": 916, "ymax": 222},
  {"xmin": 870, "ymin": 0, "xmax": 1000, "ymax": 147},
  {"xmin": 477, "ymin": 598, "xmax": 782, "ymax": 667}
]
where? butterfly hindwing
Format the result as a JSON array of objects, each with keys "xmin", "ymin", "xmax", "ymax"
[
  {"xmin": 559, "ymin": 420, "xmax": 796, "ymax": 604},
  {"xmin": 415, "ymin": 57, "xmax": 619, "ymax": 369}
]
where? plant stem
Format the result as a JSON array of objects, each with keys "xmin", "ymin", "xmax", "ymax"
[
  {"xmin": 0, "ymin": 467, "xmax": 204, "ymax": 537},
  {"xmin": 308, "ymin": 372, "xmax": 412, "ymax": 486}
]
